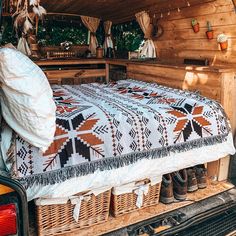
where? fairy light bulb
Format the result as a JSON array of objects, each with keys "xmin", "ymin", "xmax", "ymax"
[
  {"xmin": 160, "ymin": 12, "xmax": 163, "ymax": 18},
  {"xmin": 177, "ymin": 7, "xmax": 180, "ymax": 12},
  {"xmin": 187, "ymin": 1, "xmax": 191, "ymax": 7},
  {"xmin": 168, "ymin": 11, "xmax": 170, "ymax": 15}
]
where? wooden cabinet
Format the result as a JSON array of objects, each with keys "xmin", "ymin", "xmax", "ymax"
[{"xmin": 35, "ymin": 59, "xmax": 106, "ymax": 85}]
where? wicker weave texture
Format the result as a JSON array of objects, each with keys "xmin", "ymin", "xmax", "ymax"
[
  {"xmin": 36, "ymin": 190, "xmax": 111, "ymax": 236},
  {"xmin": 111, "ymin": 182, "xmax": 161, "ymax": 217}
]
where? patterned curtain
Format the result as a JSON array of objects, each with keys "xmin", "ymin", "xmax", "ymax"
[
  {"xmin": 81, "ymin": 16, "xmax": 100, "ymax": 55},
  {"xmin": 103, "ymin": 20, "xmax": 113, "ymax": 54},
  {"xmin": 135, "ymin": 11, "xmax": 156, "ymax": 58}
]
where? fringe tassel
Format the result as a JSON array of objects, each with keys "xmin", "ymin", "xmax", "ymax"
[
  {"xmin": 18, "ymin": 133, "xmax": 229, "ymax": 189},
  {"xmin": 6, "ymin": 132, "xmax": 18, "ymax": 178}
]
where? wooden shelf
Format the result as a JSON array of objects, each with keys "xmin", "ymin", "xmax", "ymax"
[
  {"xmin": 35, "ymin": 59, "xmax": 106, "ymax": 66},
  {"xmin": 61, "ymin": 181, "xmax": 234, "ymax": 236}
]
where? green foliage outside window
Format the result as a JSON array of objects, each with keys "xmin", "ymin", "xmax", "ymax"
[
  {"xmin": 37, "ymin": 21, "xmax": 88, "ymax": 46},
  {"xmin": 0, "ymin": 17, "xmax": 144, "ymax": 54},
  {"xmin": 0, "ymin": 18, "xmax": 17, "ymax": 45},
  {"xmin": 112, "ymin": 21, "xmax": 144, "ymax": 52}
]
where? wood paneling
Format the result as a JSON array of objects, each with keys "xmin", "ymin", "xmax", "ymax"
[
  {"xmin": 45, "ymin": 69, "xmax": 106, "ymax": 84},
  {"xmin": 154, "ymin": 0, "xmax": 236, "ymax": 65},
  {"xmin": 127, "ymin": 64, "xmax": 222, "ymax": 101},
  {"xmin": 40, "ymin": 0, "xmax": 211, "ymax": 23}
]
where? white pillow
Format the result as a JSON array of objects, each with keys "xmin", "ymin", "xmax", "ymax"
[{"xmin": 0, "ymin": 48, "xmax": 56, "ymax": 152}]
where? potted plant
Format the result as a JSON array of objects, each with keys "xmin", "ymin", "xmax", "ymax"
[
  {"xmin": 206, "ymin": 21, "xmax": 214, "ymax": 40},
  {"xmin": 191, "ymin": 19, "xmax": 199, "ymax": 33},
  {"xmin": 217, "ymin": 34, "xmax": 228, "ymax": 51}
]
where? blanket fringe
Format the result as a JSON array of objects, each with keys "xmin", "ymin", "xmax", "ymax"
[
  {"xmin": 19, "ymin": 133, "xmax": 230, "ymax": 189},
  {"xmin": 6, "ymin": 132, "xmax": 18, "ymax": 178}
]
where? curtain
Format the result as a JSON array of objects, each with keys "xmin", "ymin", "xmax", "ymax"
[
  {"xmin": 135, "ymin": 11, "xmax": 156, "ymax": 58},
  {"xmin": 17, "ymin": 37, "xmax": 31, "ymax": 56},
  {"xmin": 103, "ymin": 20, "xmax": 113, "ymax": 54},
  {"xmin": 81, "ymin": 16, "xmax": 100, "ymax": 55}
]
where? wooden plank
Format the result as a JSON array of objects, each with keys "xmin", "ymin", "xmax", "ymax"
[
  {"xmin": 128, "ymin": 71, "xmax": 221, "ymax": 101},
  {"xmin": 217, "ymin": 72, "xmax": 236, "ymax": 181},
  {"xmin": 61, "ymin": 181, "xmax": 234, "ymax": 236},
  {"xmin": 36, "ymin": 59, "xmax": 106, "ymax": 66},
  {"xmin": 155, "ymin": 0, "xmax": 233, "ymax": 21},
  {"xmin": 45, "ymin": 69, "xmax": 106, "ymax": 80},
  {"xmin": 207, "ymin": 160, "xmax": 220, "ymax": 180},
  {"xmin": 105, "ymin": 63, "xmax": 110, "ymax": 83},
  {"xmin": 220, "ymin": 72, "xmax": 236, "ymax": 136},
  {"xmin": 40, "ymin": 0, "xmax": 213, "ymax": 23},
  {"xmin": 218, "ymin": 156, "xmax": 231, "ymax": 181},
  {"xmin": 158, "ymin": 25, "xmax": 236, "ymax": 41}
]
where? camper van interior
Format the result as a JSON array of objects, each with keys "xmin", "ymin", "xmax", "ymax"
[{"xmin": 0, "ymin": 0, "xmax": 236, "ymax": 236}]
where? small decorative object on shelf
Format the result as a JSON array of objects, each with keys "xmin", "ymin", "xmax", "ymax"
[
  {"xmin": 96, "ymin": 46, "xmax": 103, "ymax": 58},
  {"xmin": 217, "ymin": 34, "xmax": 228, "ymax": 51},
  {"xmin": 106, "ymin": 47, "xmax": 114, "ymax": 58},
  {"xmin": 191, "ymin": 18, "xmax": 200, "ymax": 33},
  {"xmin": 60, "ymin": 41, "xmax": 73, "ymax": 51},
  {"xmin": 46, "ymin": 51, "xmax": 76, "ymax": 59},
  {"xmin": 128, "ymin": 51, "xmax": 140, "ymax": 60},
  {"xmin": 206, "ymin": 21, "xmax": 214, "ymax": 40}
]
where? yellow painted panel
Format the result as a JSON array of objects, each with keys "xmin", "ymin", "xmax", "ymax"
[{"xmin": 0, "ymin": 184, "xmax": 14, "ymax": 195}]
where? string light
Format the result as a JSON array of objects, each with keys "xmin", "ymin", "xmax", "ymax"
[{"xmin": 155, "ymin": 1, "xmax": 191, "ymax": 19}]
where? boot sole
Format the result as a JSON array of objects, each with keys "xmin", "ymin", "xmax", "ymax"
[
  {"xmin": 160, "ymin": 196, "xmax": 175, "ymax": 204},
  {"xmin": 174, "ymin": 192, "xmax": 187, "ymax": 201},
  {"xmin": 188, "ymin": 185, "xmax": 198, "ymax": 192},
  {"xmin": 198, "ymin": 183, "xmax": 207, "ymax": 189}
]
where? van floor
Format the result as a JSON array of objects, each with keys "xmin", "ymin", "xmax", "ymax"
[{"xmin": 28, "ymin": 181, "xmax": 234, "ymax": 236}]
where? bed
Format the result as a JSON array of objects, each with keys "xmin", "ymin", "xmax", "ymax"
[{"xmin": 2, "ymin": 79, "xmax": 235, "ymax": 201}]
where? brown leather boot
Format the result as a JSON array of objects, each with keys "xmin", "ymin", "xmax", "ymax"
[
  {"xmin": 160, "ymin": 174, "xmax": 174, "ymax": 204},
  {"xmin": 194, "ymin": 164, "xmax": 207, "ymax": 189},
  {"xmin": 172, "ymin": 169, "xmax": 188, "ymax": 201},
  {"xmin": 187, "ymin": 168, "xmax": 198, "ymax": 192}
]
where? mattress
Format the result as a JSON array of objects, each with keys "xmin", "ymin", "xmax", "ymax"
[{"xmin": 2, "ymin": 79, "xmax": 235, "ymax": 201}]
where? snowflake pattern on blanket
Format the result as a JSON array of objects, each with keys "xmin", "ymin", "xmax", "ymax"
[{"xmin": 15, "ymin": 79, "xmax": 230, "ymax": 187}]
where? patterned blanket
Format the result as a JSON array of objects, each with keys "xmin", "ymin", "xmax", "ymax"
[{"xmin": 14, "ymin": 79, "xmax": 230, "ymax": 188}]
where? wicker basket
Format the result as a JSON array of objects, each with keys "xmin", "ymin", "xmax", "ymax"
[
  {"xmin": 36, "ymin": 190, "xmax": 111, "ymax": 236},
  {"xmin": 111, "ymin": 179, "xmax": 161, "ymax": 217}
]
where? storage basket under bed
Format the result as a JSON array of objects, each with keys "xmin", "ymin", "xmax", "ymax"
[
  {"xmin": 35, "ymin": 189, "xmax": 111, "ymax": 236},
  {"xmin": 111, "ymin": 179, "xmax": 161, "ymax": 217}
]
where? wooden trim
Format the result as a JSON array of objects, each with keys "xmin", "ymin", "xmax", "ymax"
[
  {"xmin": 35, "ymin": 59, "xmax": 106, "ymax": 66},
  {"xmin": 217, "ymin": 72, "xmax": 236, "ymax": 181},
  {"xmin": 46, "ymin": 12, "xmax": 82, "ymax": 17},
  {"xmin": 105, "ymin": 63, "xmax": 110, "ymax": 83}
]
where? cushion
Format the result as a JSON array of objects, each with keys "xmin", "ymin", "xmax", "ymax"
[{"xmin": 0, "ymin": 48, "xmax": 56, "ymax": 152}]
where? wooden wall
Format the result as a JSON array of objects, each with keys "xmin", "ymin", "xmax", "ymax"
[{"xmin": 155, "ymin": 0, "xmax": 236, "ymax": 65}]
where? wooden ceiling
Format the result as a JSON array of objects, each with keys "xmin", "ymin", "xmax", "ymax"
[{"xmin": 41, "ymin": 0, "xmax": 214, "ymax": 23}]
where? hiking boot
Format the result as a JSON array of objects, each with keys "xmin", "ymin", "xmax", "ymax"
[
  {"xmin": 187, "ymin": 168, "xmax": 198, "ymax": 192},
  {"xmin": 171, "ymin": 169, "xmax": 188, "ymax": 201},
  {"xmin": 160, "ymin": 174, "xmax": 174, "ymax": 204},
  {"xmin": 194, "ymin": 164, "xmax": 207, "ymax": 189}
]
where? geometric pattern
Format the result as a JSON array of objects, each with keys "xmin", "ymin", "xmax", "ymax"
[{"xmin": 15, "ymin": 79, "xmax": 230, "ymax": 178}]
